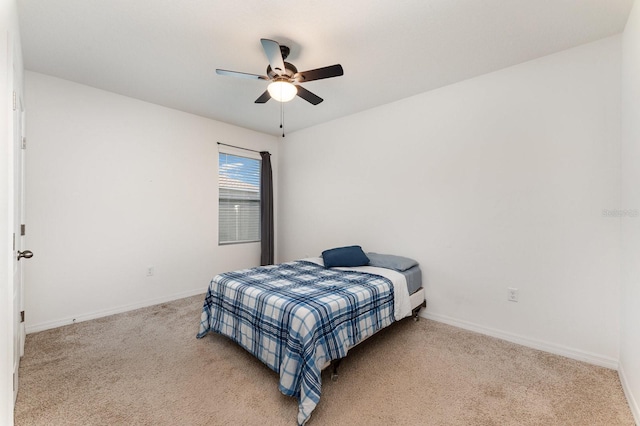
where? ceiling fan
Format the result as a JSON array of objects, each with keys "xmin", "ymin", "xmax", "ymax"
[{"xmin": 216, "ymin": 39, "xmax": 344, "ymax": 105}]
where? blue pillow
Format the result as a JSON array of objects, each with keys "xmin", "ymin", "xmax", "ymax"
[
  {"xmin": 366, "ymin": 252, "xmax": 418, "ymax": 271},
  {"xmin": 322, "ymin": 246, "xmax": 370, "ymax": 268}
]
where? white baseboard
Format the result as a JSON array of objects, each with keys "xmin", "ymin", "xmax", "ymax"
[
  {"xmin": 619, "ymin": 363, "xmax": 640, "ymax": 425},
  {"xmin": 421, "ymin": 311, "xmax": 619, "ymax": 370},
  {"xmin": 25, "ymin": 288, "xmax": 205, "ymax": 334}
]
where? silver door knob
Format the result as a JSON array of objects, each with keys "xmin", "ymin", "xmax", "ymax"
[{"xmin": 17, "ymin": 250, "xmax": 33, "ymax": 261}]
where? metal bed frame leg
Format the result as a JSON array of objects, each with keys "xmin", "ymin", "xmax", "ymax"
[
  {"xmin": 412, "ymin": 300, "xmax": 427, "ymax": 322},
  {"xmin": 330, "ymin": 359, "xmax": 342, "ymax": 382}
]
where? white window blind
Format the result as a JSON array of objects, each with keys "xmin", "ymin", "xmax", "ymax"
[{"xmin": 219, "ymin": 152, "xmax": 261, "ymax": 244}]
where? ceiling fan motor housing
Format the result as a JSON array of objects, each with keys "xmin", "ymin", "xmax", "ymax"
[{"xmin": 267, "ymin": 61, "xmax": 298, "ymax": 80}]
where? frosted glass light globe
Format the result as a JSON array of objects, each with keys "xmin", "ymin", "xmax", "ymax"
[{"xmin": 267, "ymin": 81, "xmax": 297, "ymax": 102}]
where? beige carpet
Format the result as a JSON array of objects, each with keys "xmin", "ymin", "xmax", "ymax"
[{"xmin": 15, "ymin": 294, "xmax": 635, "ymax": 425}]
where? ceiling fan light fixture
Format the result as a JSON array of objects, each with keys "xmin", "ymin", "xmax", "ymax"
[{"xmin": 267, "ymin": 80, "xmax": 297, "ymax": 102}]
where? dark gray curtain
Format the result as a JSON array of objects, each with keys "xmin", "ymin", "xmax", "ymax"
[{"xmin": 260, "ymin": 151, "xmax": 274, "ymax": 265}]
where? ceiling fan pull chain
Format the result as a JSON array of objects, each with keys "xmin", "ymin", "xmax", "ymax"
[{"xmin": 281, "ymin": 101, "xmax": 285, "ymax": 138}]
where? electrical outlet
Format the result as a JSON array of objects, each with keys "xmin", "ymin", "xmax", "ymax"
[
  {"xmin": 146, "ymin": 266, "xmax": 154, "ymax": 277},
  {"xmin": 507, "ymin": 287, "xmax": 519, "ymax": 302}
]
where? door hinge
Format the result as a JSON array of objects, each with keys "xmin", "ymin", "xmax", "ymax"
[
  {"xmin": 12, "ymin": 91, "xmax": 16, "ymax": 111},
  {"xmin": 21, "ymin": 224, "xmax": 25, "ymax": 236},
  {"xmin": 21, "ymin": 137, "xmax": 26, "ymax": 150},
  {"xmin": 20, "ymin": 311, "xmax": 24, "ymax": 323},
  {"xmin": 12, "ymin": 233, "xmax": 15, "ymax": 251}
]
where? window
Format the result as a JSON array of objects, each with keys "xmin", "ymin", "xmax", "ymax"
[{"xmin": 218, "ymin": 152, "xmax": 261, "ymax": 244}]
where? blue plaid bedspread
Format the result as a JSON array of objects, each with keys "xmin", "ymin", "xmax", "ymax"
[{"xmin": 197, "ymin": 260, "xmax": 395, "ymax": 425}]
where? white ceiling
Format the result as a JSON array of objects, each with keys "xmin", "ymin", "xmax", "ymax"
[{"xmin": 18, "ymin": 0, "xmax": 633, "ymax": 136}]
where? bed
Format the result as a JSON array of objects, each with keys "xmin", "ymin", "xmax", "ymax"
[{"xmin": 197, "ymin": 247, "xmax": 426, "ymax": 425}]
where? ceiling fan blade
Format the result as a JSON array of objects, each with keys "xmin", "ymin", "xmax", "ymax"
[
  {"xmin": 260, "ymin": 39, "xmax": 286, "ymax": 76},
  {"xmin": 255, "ymin": 90, "xmax": 271, "ymax": 104},
  {"xmin": 296, "ymin": 86, "xmax": 323, "ymax": 105},
  {"xmin": 216, "ymin": 69, "xmax": 269, "ymax": 80},
  {"xmin": 294, "ymin": 64, "xmax": 343, "ymax": 82}
]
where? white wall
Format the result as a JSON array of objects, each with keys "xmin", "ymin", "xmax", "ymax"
[
  {"xmin": 620, "ymin": 0, "xmax": 640, "ymax": 422},
  {"xmin": 1, "ymin": 0, "xmax": 23, "ymax": 423},
  {"xmin": 279, "ymin": 36, "xmax": 622, "ymax": 367},
  {"xmin": 24, "ymin": 71, "xmax": 278, "ymax": 332}
]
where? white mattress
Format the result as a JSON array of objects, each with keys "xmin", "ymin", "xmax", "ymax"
[{"xmin": 409, "ymin": 288, "xmax": 426, "ymax": 311}]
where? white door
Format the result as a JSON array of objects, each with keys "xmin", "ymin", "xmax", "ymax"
[
  {"xmin": 19, "ymin": 105, "xmax": 26, "ymax": 359},
  {"xmin": 12, "ymin": 79, "xmax": 28, "ymax": 404}
]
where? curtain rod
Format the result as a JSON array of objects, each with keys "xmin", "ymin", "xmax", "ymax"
[{"xmin": 217, "ymin": 142, "xmax": 266, "ymax": 154}]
